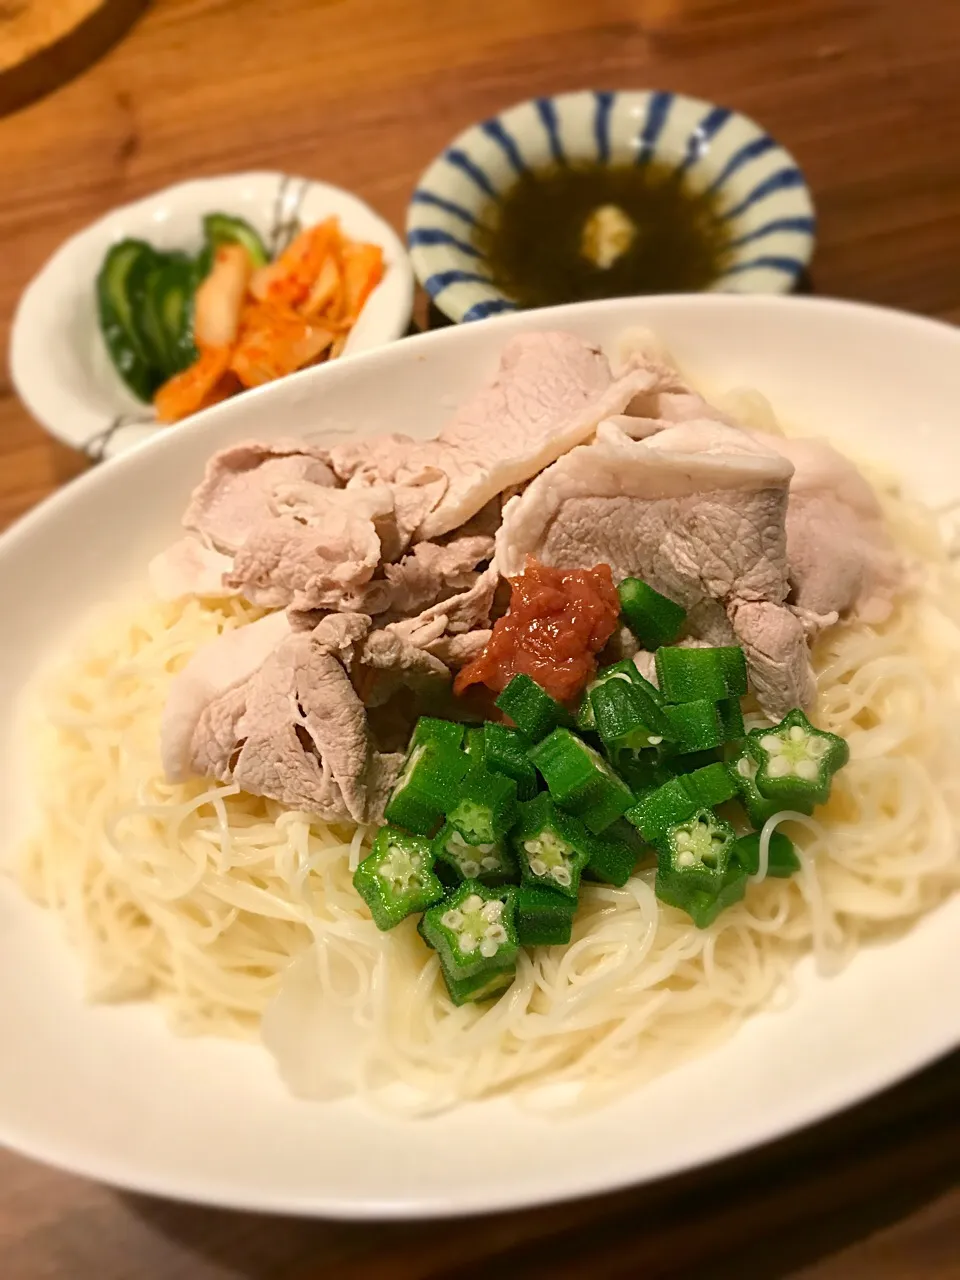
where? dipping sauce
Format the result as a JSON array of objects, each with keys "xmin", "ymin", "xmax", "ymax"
[
  {"xmin": 454, "ymin": 558, "xmax": 620, "ymax": 704},
  {"xmin": 475, "ymin": 161, "xmax": 734, "ymax": 307}
]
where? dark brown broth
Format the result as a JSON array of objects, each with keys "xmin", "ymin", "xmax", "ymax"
[{"xmin": 475, "ymin": 161, "xmax": 734, "ymax": 307}]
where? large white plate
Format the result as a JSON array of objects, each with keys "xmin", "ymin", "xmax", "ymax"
[{"xmin": 1, "ymin": 295, "xmax": 957, "ymax": 1219}]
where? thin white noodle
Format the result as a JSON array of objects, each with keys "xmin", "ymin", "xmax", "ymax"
[{"xmin": 18, "ymin": 424, "xmax": 960, "ymax": 1110}]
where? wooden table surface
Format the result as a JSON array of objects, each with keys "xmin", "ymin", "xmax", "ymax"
[{"xmin": 1, "ymin": 0, "xmax": 959, "ymax": 1275}]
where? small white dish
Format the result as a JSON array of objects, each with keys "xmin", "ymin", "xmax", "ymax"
[
  {"xmin": 10, "ymin": 171, "xmax": 414, "ymax": 461},
  {"xmin": 0, "ymin": 295, "xmax": 957, "ymax": 1219}
]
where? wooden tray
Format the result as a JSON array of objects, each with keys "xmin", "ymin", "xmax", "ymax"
[{"xmin": 0, "ymin": 0, "xmax": 147, "ymax": 117}]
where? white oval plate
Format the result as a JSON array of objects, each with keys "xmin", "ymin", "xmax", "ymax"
[
  {"xmin": 0, "ymin": 296, "xmax": 958, "ymax": 1219},
  {"xmin": 9, "ymin": 170, "xmax": 414, "ymax": 461}
]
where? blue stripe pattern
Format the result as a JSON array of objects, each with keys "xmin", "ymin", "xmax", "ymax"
[
  {"xmin": 408, "ymin": 228, "xmax": 482, "ymax": 258},
  {"xmin": 706, "ymin": 136, "xmax": 777, "ymax": 194},
  {"xmin": 594, "ymin": 91, "xmax": 614, "ymax": 163},
  {"xmin": 723, "ymin": 168, "xmax": 807, "ymax": 220},
  {"xmin": 681, "ymin": 105, "xmax": 732, "ymax": 170},
  {"xmin": 423, "ymin": 269, "xmax": 494, "ymax": 296},
  {"xmin": 408, "ymin": 91, "xmax": 816, "ymax": 321},
  {"xmin": 636, "ymin": 90, "xmax": 673, "ymax": 164},
  {"xmin": 722, "ymin": 255, "xmax": 804, "ymax": 277},
  {"xmin": 444, "ymin": 148, "xmax": 498, "ymax": 200},
  {"xmin": 409, "ymin": 189, "xmax": 478, "ymax": 227},
  {"xmin": 729, "ymin": 216, "xmax": 817, "ymax": 248},
  {"xmin": 536, "ymin": 96, "xmax": 565, "ymax": 164},
  {"xmin": 481, "ymin": 119, "xmax": 527, "ymax": 175},
  {"xmin": 462, "ymin": 298, "xmax": 519, "ymax": 322}
]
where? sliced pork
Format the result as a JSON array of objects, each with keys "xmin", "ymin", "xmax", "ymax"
[
  {"xmin": 225, "ymin": 484, "xmax": 395, "ymax": 611},
  {"xmin": 495, "ymin": 420, "xmax": 813, "ymax": 716},
  {"xmin": 162, "ymin": 611, "xmax": 418, "ymax": 822},
  {"xmin": 329, "ymin": 331, "xmax": 661, "ymax": 541},
  {"xmin": 754, "ymin": 434, "xmax": 902, "ymax": 624},
  {"xmin": 184, "ymin": 439, "xmax": 337, "ymax": 554}
]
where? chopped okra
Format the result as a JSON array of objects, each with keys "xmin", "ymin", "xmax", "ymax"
[
  {"xmin": 446, "ymin": 766, "xmax": 519, "ymax": 844},
  {"xmin": 714, "ymin": 647, "xmax": 748, "ymax": 697},
  {"xmin": 655, "ymin": 646, "xmax": 728, "ymax": 704},
  {"xmin": 464, "ymin": 726, "xmax": 486, "ymax": 762},
  {"xmin": 528, "ymin": 727, "xmax": 634, "ymax": 832},
  {"xmin": 727, "ymin": 746, "xmax": 810, "ymax": 827},
  {"xmin": 384, "ymin": 736, "xmax": 469, "ymax": 834},
  {"xmin": 745, "ymin": 709, "xmax": 849, "ymax": 808},
  {"xmin": 411, "ymin": 716, "xmax": 466, "ymax": 752},
  {"xmin": 654, "ymin": 810, "xmax": 746, "ymax": 929},
  {"xmin": 420, "ymin": 881, "xmax": 519, "ymax": 999},
  {"xmin": 582, "ymin": 818, "xmax": 645, "ymax": 887},
  {"xmin": 576, "ymin": 659, "xmax": 650, "ymax": 731},
  {"xmin": 482, "ymin": 722, "xmax": 539, "ymax": 800},
  {"xmin": 495, "ymin": 674, "xmax": 571, "ymax": 742},
  {"xmin": 590, "ymin": 676, "xmax": 674, "ymax": 754},
  {"xmin": 616, "ymin": 749, "xmax": 672, "ymax": 798},
  {"xmin": 431, "ymin": 821, "xmax": 518, "ymax": 884},
  {"xmin": 662, "ymin": 698, "xmax": 724, "ymax": 754},
  {"xmin": 732, "ymin": 830, "xmax": 801, "ymax": 879},
  {"xmin": 516, "ymin": 884, "xmax": 577, "ymax": 947},
  {"xmin": 625, "ymin": 776, "xmax": 698, "ymax": 843},
  {"xmin": 353, "ymin": 826, "xmax": 445, "ymax": 930},
  {"xmin": 680, "ymin": 762, "xmax": 738, "ymax": 809},
  {"xmin": 512, "ymin": 793, "xmax": 591, "ymax": 898},
  {"xmin": 618, "ymin": 578, "xmax": 687, "ymax": 649},
  {"xmin": 716, "ymin": 696, "xmax": 746, "ymax": 743}
]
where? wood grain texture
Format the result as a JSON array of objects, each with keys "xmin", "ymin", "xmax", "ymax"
[{"xmin": 0, "ymin": 0, "xmax": 958, "ymax": 1275}]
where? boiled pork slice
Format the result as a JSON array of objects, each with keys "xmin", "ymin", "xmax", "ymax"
[
  {"xmin": 161, "ymin": 611, "xmax": 403, "ymax": 823},
  {"xmin": 329, "ymin": 331, "xmax": 664, "ymax": 541},
  {"xmin": 184, "ymin": 439, "xmax": 337, "ymax": 554},
  {"xmin": 753, "ymin": 434, "xmax": 902, "ymax": 624},
  {"xmin": 161, "ymin": 610, "xmax": 292, "ymax": 781},
  {"xmin": 495, "ymin": 420, "xmax": 814, "ymax": 717},
  {"xmin": 224, "ymin": 484, "xmax": 396, "ymax": 612}
]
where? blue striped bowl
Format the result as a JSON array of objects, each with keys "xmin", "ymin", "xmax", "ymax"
[{"xmin": 407, "ymin": 90, "xmax": 816, "ymax": 323}]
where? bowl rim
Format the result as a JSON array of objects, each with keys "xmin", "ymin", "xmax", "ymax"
[
  {"xmin": 406, "ymin": 89, "xmax": 816, "ymax": 323},
  {"xmin": 9, "ymin": 168, "xmax": 414, "ymax": 461}
]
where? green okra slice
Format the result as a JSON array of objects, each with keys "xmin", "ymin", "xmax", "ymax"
[
  {"xmin": 662, "ymin": 699, "xmax": 724, "ymax": 754},
  {"xmin": 353, "ymin": 826, "xmax": 445, "ymax": 930},
  {"xmin": 431, "ymin": 821, "xmax": 518, "ymax": 885},
  {"xmin": 420, "ymin": 880, "xmax": 519, "ymax": 984},
  {"xmin": 655, "ymin": 646, "xmax": 729, "ymax": 704},
  {"xmin": 528, "ymin": 727, "xmax": 634, "ymax": 832},
  {"xmin": 482, "ymin": 721, "xmax": 539, "ymax": 800},
  {"xmin": 654, "ymin": 809, "xmax": 746, "ymax": 929},
  {"xmin": 576, "ymin": 659, "xmax": 650, "ymax": 731},
  {"xmin": 680, "ymin": 762, "xmax": 738, "ymax": 809},
  {"xmin": 716, "ymin": 696, "xmax": 746, "ymax": 743},
  {"xmin": 511, "ymin": 793, "xmax": 591, "ymax": 898},
  {"xmin": 590, "ymin": 677, "xmax": 674, "ymax": 754},
  {"xmin": 732, "ymin": 830, "xmax": 802, "ymax": 879},
  {"xmin": 582, "ymin": 818, "xmax": 645, "ymax": 887},
  {"xmin": 617, "ymin": 578, "xmax": 687, "ymax": 649},
  {"xmin": 654, "ymin": 645, "xmax": 749, "ymax": 703},
  {"xmin": 625, "ymin": 776, "xmax": 699, "ymax": 844},
  {"xmin": 727, "ymin": 745, "xmax": 809, "ymax": 827},
  {"xmin": 495, "ymin": 674, "xmax": 571, "ymax": 741},
  {"xmin": 383, "ymin": 735, "xmax": 469, "ymax": 835},
  {"xmin": 745, "ymin": 709, "xmax": 850, "ymax": 809},
  {"xmin": 515, "ymin": 884, "xmax": 577, "ymax": 947},
  {"xmin": 445, "ymin": 766, "xmax": 519, "ymax": 844}
]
